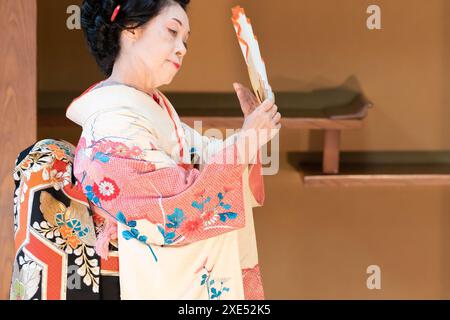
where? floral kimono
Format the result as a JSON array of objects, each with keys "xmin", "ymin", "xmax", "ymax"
[
  {"xmin": 65, "ymin": 83, "xmax": 266, "ymax": 300},
  {"xmin": 10, "ymin": 139, "xmax": 120, "ymax": 300}
]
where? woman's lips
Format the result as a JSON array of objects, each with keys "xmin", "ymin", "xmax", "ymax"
[{"xmin": 169, "ymin": 61, "xmax": 180, "ymax": 69}]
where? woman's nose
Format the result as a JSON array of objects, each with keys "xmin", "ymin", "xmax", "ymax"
[{"xmin": 176, "ymin": 42, "xmax": 187, "ymax": 57}]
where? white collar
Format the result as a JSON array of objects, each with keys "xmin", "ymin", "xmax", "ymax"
[{"xmin": 66, "ymin": 84, "xmax": 165, "ymax": 126}]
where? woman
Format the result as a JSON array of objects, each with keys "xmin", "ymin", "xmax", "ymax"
[{"xmin": 67, "ymin": 0, "xmax": 281, "ymax": 299}]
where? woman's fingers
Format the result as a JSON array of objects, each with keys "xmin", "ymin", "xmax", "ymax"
[
  {"xmin": 242, "ymin": 97, "xmax": 281, "ymax": 143},
  {"xmin": 261, "ymin": 102, "xmax": 277, "ymax": 119},
  {"xmin": 234, "ymin": 85, "xmax": 251, "ymax": 115},
  {"xmin": 234, "ymin": 83, "xmax": 261, "ymax": 118},
  {"xmin": 269, "ymin": 104, "xmax": 278, "ymax": 118},
  {"xmin": 247, "ymin": 88, "xmax": 260, "ymax": 106},
  {"xmin": 259, "ymin": 98, "xmax": 275, "ymax": 112},
  {"xmin": 272, "ymin": 112, "xmax": 281, "ymax": 124},
  {"xmin": 234, "ymin": 83, "xmax": 259, "ymax": 106},
  {"xmin": 240, "ymin": 85, "xmax": 259, "ymax": 107}
]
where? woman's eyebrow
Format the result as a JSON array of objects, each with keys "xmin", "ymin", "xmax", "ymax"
[{"xmin": 171, "ymin": 18, "xmax": 191, "ymax": 35}]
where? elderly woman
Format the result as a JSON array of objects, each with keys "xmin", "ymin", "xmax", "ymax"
[{"xmin": 66, "ymin": 0, "xmax": 281, "ymax": 299}]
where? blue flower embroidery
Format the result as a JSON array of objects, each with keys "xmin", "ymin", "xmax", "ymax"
[
  {"xmin": 217, "ymin": 192, "xmax": 237, "ymax": 222},
  {"xmin": 158, "ymin": 208, "xmax": 186, "ymax": 245},
  {"xmin": 218, "ymin": 212, "xmax": 238, "ymax": 222},
  {"xmin": 157, "ymin": 225, "xmax": 176, "ymax": 245},
  {"xmin": 54, "ymin": 213, "xmax": 90, "ymax": 238},
  {"xmin": 157, "ymin": 188, "xmax": 239, "ymax": 245},
  {"xmin": 84, "ymin": 185, "xmax": 100, "ymax": 205},
  {"xmin": 93, "ymin": 152, "xmax": 110, "ymax": 163},
  {"xmin": 192, "ymin": 196, "xmax": 210, "ymax": 210},
  {"xmin": 199, "ymin": 268, "xmax": 230, "ymax": 300},
  {"xmin": 117, "ymin": 212, "xmax": 158, "ymax": 262},
  {"xmin": 166, "ymin": 208, "xmax": 186, "ymax": 229}
]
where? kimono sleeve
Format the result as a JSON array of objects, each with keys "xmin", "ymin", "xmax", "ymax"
[
  {"xmin": 181, "ymin": 122, "xmax": 265, "ymax": 208},
  {"xmin": 76, "ymin": 110, "xmax": 250, "ymax": 247}
]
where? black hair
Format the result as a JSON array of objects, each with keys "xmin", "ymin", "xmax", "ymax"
[{"xmin": 81, "ymin": 0, "xmax": 190, "ymax": 76}]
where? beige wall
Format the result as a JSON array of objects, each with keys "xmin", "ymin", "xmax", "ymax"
[
  {"xmin": 29, "ymin": 0, "xmax": 450, "ymax": 299},
  {"xmin": 39, "ymin": 0, "xmax": 450, "ymax": 151}
]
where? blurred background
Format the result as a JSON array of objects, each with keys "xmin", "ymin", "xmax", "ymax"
[{"xmin": 2, "ymin": 0, "xmax": 450, "ymax": 299}]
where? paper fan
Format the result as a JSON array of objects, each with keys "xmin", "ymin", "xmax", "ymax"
[{"xmin": 231, "ymin": 6, "xmax": 274, "ymax": 103}]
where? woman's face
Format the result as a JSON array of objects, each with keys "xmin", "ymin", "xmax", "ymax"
[{"xmin": 121, "ymin": 4, "xmax": 190, "ymax": 88}]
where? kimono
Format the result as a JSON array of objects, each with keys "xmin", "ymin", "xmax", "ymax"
[
  {"xmin": 64, "ymin": 83, "xmax": 266, "ymax": 300},
  {"xmin": 10, "ymin": 139, "xmax": 120, "ymax": 300}
]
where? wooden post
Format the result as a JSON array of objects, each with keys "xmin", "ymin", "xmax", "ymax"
[
  {"xmin": 323, "ymin": 129, "xmax": 340, "ymax": 174},
  {"xmin": 0, "ymin": 0, "xmax": 37, "ymax": 299}
]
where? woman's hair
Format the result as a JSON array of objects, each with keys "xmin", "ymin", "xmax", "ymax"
[{"xmin": 81, "ymin": 0, "xmax": 190, "ymax": 76}]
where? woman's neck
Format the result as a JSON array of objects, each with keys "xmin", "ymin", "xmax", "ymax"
[
  {"xmin": 105, "ymin": 62, "xmax": 156, "ymax": 95},
  {"xmin": 91, "ymin": 77, "xmax": 157, "ymax": 100}
]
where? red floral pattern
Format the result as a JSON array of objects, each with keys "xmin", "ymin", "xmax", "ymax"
[
  {"xmin": 93, "ymin": 140, "xmax": 143, "ymax": 159},
  {"xmin": 179, "ymin": 216, "xmax": 204, "ymax": 238},
  {"xmin": 93, "ymin": 177, "xmax": 120, "ymax": 201}
]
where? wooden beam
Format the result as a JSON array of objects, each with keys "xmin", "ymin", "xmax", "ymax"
[
  {"xmin": 181, "ymin": 117, "xmax": 364, "ymax": 130},
  {"xmin": 323, "ymin": 130, "xmax": 341, "ymax": 174}
]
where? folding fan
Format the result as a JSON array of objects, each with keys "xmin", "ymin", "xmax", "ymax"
[{"xmin": 231, "ymin": 5, "xmax": 274, "ymax": 103}]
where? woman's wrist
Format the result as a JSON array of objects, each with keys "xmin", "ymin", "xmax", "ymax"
[{"xmin": 235, "ymin": 129, "xmax": 259, "ymax": 165}]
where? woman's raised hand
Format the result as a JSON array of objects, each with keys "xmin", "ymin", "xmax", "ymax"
[
  {"xmin": 236, "ymin": 97, "xmax": 282, "ymax": 163},
  {"xmin": 233, "ymin": 82, "xmax": 259, "ymax": 117}
]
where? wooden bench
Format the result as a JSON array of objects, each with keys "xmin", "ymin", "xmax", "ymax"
[{"xmin": 168, "ymin": 88, "xmax": 373, "ymax": 174}]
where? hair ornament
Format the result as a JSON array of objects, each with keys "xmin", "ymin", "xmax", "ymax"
[{"xmin": 110, "ymin": 5, "xmax": 121, "ymax": 22}]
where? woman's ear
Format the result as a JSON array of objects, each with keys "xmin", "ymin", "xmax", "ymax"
[
  {"xmin": 122, "ymin": 22, "xmax": 146, "ymax": 42},
  {"xmin": 123, "ymin": 28, "xmax": 137, "ymax": 41},
  {"xmin": 120, "ymin": 27, "xmax": 143, "ymax": 50}
]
